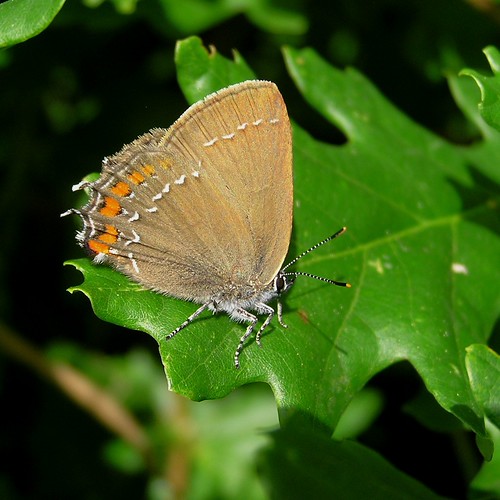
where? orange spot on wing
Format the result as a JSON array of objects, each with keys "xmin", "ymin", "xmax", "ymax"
[
  {"xmin": 111, "ymin": 181, "xmax": 131, "ymax": 197},
  {"xmin": 100, "ymin": 197, "xmax": 121, "ymax": 217},
  {"xmin": 142, "ymin": 164, "xmax": 156, "ymax": 176},
  {"xmin": 99, "ymin": 226, "xmax": 119, "ymax": 244},
  {"xmin": 88, "ymin": 239, "xmax": 110, "ymax": 254},
  {"xmin": 128, "ymin": 171, "xmax": 145, "ymax": 184}
]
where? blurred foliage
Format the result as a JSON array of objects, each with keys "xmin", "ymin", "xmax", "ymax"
[{"xmin": 1, "ymin": 0, "xmax": 499, "ymax": 498}]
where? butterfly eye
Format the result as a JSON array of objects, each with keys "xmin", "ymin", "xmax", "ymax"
[{"xmin": 274, "ymin": 274, "xmax": 286, "ymax": 293}]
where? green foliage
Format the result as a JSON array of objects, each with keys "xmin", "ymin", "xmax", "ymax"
[
  {"xmin": 462, "ymin": 46, "xmax": 500, "ymax": 133},
  {"xmin": 154, "ymin": 0, "xmax": 307, "ymax": 35},
  {"xmin": 260, "ymin": 425, "xmax": 447, "ymax": 499},
  {"xmin": 63, "ymin": 35, "xmax": 500, "ymax": 496},
  {"xmin": 0, "ymin": 0, "xmax": 66, "ymax": 48},
  {"xmin": 466, "ymin": 345, "xmax": 500, "ymax": 430},
  {"xmin": 68, "ymin": 37, "xmax": 500, "ymax": 440}
]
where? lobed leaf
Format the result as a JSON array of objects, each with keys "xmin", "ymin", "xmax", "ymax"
[{"xmin": 66, "ymin": 38, "xmax": 500, "ymax": 441}]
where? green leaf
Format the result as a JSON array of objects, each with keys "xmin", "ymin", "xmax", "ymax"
[
  {"xmin": 156, "ymin": 0, "xmax": 307, "ymax": 35},
  {"xmin": 66, "ymin": 259, "xmax": 174, "ymax": 344},
  {"xmin": 157, "ymin": 0, "xmax": 236, "ymax": 34},
  {"xmin": 470, "ymin": 423, "xmax": 500, "ymax": 498},
  {"xmin": 65, "ymin": 37, "xmax": 500, "ymax": 442},
  {"xmin": 461, "ymin": 46, "xmax": 500, "ymax": 133},
  {"xmin": 466, "ymin": 344, "xmax": 500, "ymax": 430},
  {"xmin": 333, "ymin": 388, "xmax": 383, "ymax": 440},
  {"xmin": 259, "ymin": 423, "xmax": 447, "ymax": 499},
  {"xmin": 174, "ymin": 36, "xmax": 256, "ymax": 104},
  {"xmin": 282, "ymin": 45, "xmax": 499, "ymax": 437},
  {"xmin": 403, "ymin": 388, "xmax": 465, "ymax": 434},
  {"xmin": 244, "ymin": 0, "xmax": 307, "ymax": 35},
  {"xmin": 0, "ymin": 0, "xmax": 66, "ymax": 48}
]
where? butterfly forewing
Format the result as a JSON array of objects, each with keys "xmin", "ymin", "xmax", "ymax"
[{"xmin": 162, "ymin": 81, "xmax": 293, "ymax": 284}]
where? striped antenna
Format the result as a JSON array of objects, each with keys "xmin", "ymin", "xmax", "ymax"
[{"xmin": 282, "ymin": 227, "xmax": 351, "ymax": 288}]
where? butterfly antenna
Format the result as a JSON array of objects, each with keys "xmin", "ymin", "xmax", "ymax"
[{"xmin": 282, "ymin": 226, "xmax": 351, "ymax": 288}]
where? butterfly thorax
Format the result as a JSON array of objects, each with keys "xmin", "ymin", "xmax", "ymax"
[
  {"xmin": 208, "ymin": 284, "xmax": 278, "ymax": 318},
  {"xmin": 207, "ymin": 270, "xmax": 293, "ymax": 317}
]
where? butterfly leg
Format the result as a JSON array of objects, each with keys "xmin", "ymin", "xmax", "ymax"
[
  {"xmin": 277, "ymin": 300, "xmax": 288, "ymax": 329},
  {"xmin": 254, "ymin": 303, "xmax": 276, "ymax": 348},
  {"xmin": 233, "ymin": 308, "xmax": 260, "ymax": 369},
  {"xmin": 165, "ymin": 303, "xmax": 209, "ymax": 340}
]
